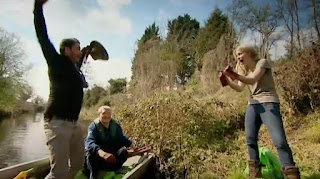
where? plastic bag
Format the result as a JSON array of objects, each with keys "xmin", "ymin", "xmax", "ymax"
[{"xmin": 244, "ymin": 147, "xmax": 283, "ymax": 179}]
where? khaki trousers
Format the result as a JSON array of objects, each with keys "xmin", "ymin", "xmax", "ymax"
[{"xmin": 44, "ymin": 117, "xmax": 84, "ymax": 179}]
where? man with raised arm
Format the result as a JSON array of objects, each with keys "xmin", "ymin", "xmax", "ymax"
[{"xmin": 33, "ymin": 0, "xmax": 89, "ymax": 178}]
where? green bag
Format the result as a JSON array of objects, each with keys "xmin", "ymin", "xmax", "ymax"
[
  {"xmin": 245, "ymin": 147, "xmax": 283, "ymax": 179},
  {"xmin": 74, "ymin": 170, "xmax": 88, "ymax": 179},
  {"xmin": 74, "ymin": 170, "xmax": 126, "ymax": 179},
  {"xmin": 103, "ymin": 171, "xmax": 116, "ymax": 179}
]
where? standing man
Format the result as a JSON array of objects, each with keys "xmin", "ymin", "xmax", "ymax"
[{"xmin": 34, "ymin": 0, "xmax": 88, "ymax": 178}]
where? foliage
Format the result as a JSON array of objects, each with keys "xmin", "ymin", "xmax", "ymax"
[
  {"xmin": 0, "ymin": 27, "xmax": 31, "ymax": 115},
  {"xmin": 132, "ymin": 23, "xmax": 161, "ymax": 81},
  {"xmin": 199, "ymin": 34, "xmax": 235, "ymax": 94},
  {"xmin": 109, "ymin": 78, "xmax": 127, "ymax": 95},
  {"xmin": 274, "ymin": 43, "xmax": 320, "ymax": 114},
  {"xmin": 130, "ymin": 41, "xmax": 180, "ymax": 96},
  {"xmin": 167, "ymin": 14, "xmax": 200, "ymax": 84},
  {"xmin": 115, "ymin": 91, "xmax": 244, "ymax": 178},
  {"xmin": 82, "ymin": 4, "xmax": 320, "ymax": 179},
  {"xmin": 138, "ymin": 22, "xmax": 160, "ymax": 45},
  {"xmin": 195, "ymin": 8, "xmax": 232, "ymax": 69},
  {"xmin": 167, "ymin": 14, "xmax": 199, "ymax": 43},
  {"xmin": 83, "ymin": 85, "xmax": 108, "ymax": 108}
]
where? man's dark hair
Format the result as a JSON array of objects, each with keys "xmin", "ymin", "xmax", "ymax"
[{"xmin": 59, "ymin": 38, "xmax": 80, "ymax": 55}]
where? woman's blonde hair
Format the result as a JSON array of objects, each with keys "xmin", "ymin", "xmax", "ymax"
[{"xmin": 233, "ymin": 45, "xmax": 259, "ymax": 75}]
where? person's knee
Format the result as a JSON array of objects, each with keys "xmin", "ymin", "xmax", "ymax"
[
  {"xmin": 118, "ymin": 147, "xmax": 128, "ymax": 157},
  {"xmin": 246, "ymin": 134, "xmax": 258, "ymax": 144},
  {"xmin": 274, "ymin": 137, "xmax": 289, "ymax": 149}
]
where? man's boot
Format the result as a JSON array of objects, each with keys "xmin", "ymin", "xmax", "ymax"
[
  {"xmin": 283, "ymin": 166, "xmax": 301, "ymax": 179},
  {"xmin": 248, "ymin": 160, "xmax": 262, "ymax": 178}
]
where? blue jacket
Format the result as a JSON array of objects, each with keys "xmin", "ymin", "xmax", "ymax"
[{"xmin": 85, "ymin": 118, "xmax": 132, "ymax": 155}]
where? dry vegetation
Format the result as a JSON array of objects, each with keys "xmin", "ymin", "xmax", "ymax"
[{"xmin": 81, "ymin": 44, "xmax": 320, "ymax": 179}]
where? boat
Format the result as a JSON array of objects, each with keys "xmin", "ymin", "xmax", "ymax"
[{"xmin": 0, "ymin": 153, "xmax": 156, "ymax": 179}]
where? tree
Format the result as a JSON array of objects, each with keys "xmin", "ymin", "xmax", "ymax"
[
  {"xmin": 230, "ymin": 0, "xmax": 281, "ymax": 59},
  {"xmin": 83, "ymin": 85, "xmax": 108, "ymax": 107},
  {"xmin": 132, "ymin": 23, "xmax": 161, "ymax": 81},
  {"xmin": 109, "ymin": 78, "xmax": 127, "ymax": 95},
  {"xmin": 275, "ymin": 0, "xmax": 296, "ymax": 58},
  {"xmin": 167, "ymin": 14, "xmax": 199, "ymax": 43},
  {"xmin": 0, "ymin": 27, "xmax": 30, "ymax": 112},
  {"xmin": 139, "ymin": 22, "xmax": 160, "ymax": 45},
  {"xmin": 167, "ymin": 14, "xmax": 200, "ymax": 84},
  {"xmin": 311, "ymin": 0, "xmax": 320, "ymax": 40},
  {"xmin": 0, "ymin": 28, "xmax": 25, "ymax": 81},
  {"xmin": 195, "ymin": 8, "xmax": 231, "ymax": 69}
]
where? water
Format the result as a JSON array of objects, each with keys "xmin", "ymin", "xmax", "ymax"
[{"xmin": 0, "ymin": 113, "xmax": 49, "ymax": 169}]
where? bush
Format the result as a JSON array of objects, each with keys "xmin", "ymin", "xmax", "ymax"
[
  {"xmin": 114, "ymin": 91, "xmax": 244, "ymax": 178},
  {"xmin": 274, "ymin": 43, "xmax": 320, "ymax": 114}
]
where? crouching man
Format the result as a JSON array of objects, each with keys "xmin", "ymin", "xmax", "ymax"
[{"xmin": 84, "ymin": 106, "xmax": 132, "ymax": 179}]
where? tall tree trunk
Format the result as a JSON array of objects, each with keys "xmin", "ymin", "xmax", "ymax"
[
  {"xmin": 294, "ymin": 0, "xmax": 302, "ymax": 50},
  {"xmin": 290, "ymin": 5, "xmax": 294, "ymax": 57},
  {"xmin": 312, "ymin": 0, "xmax": 320, "ymax": 40}
]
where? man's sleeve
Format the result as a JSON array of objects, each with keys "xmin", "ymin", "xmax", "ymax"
[
  {"xmin": 33, "ymin": 1, "xmax": 58, "ymax": 66},
  {"xmin": 117, "ymin": 125, "xmax": 132, "ymax": 148},
  {"xmin": 85, "ymin": 123, "xmax": 101, "ymax": 155}
]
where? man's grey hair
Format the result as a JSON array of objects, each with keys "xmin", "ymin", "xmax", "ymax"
[{"xmin": 98, "ymin": 105, "xmax": 112, "ymax": 114}]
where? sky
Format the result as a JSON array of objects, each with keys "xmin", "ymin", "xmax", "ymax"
[{"xmin": 0, "ymin": 0, "xmax": 310, "ymax": 101}]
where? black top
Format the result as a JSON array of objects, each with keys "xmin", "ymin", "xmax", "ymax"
[{"xmin": 34, "ymin": 2, "xmax": 83, "ymax": 120}]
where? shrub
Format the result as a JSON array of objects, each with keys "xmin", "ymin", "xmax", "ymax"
[{"xmin": 274, "ymin": 43, "xmax": 320, "ymax": 114}]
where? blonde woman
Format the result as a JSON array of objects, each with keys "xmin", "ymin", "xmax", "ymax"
[{"xmin": 222, "ymin": 45, "xmax": 300, "ymax": 179}]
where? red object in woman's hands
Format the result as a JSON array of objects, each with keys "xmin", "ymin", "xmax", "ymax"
[
  {"xmin": 223, "ymin": 65, "xmax": 239, "ymax": 81},
  {"xmin": 219, "ymin": 72, "xmax": 228, "ymax": 87}
]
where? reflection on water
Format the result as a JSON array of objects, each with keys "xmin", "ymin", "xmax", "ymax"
[{"xmin": 0, "ymin": 113, "xmax": 49, "ymax": 169}]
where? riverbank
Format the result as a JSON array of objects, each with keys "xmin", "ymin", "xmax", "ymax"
[{"xmin": 0, "ymin": 102, "xmax": 45, "ymax": 121}]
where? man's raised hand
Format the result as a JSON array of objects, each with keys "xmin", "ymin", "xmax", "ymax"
[{"xmin": 36, "ymin": 0, "xmax": 48, "ymax": 5}]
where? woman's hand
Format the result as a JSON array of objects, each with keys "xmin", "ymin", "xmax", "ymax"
[
  {"xmin": 219, "ymin": 71, "xmax": 228, "ymax": 87},
  {"xmin": 223, "ymin": 65, "xmax": 239, "ymax": 81}
]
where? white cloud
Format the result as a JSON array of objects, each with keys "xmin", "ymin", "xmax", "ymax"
[
  {"xmin": 26, "ymin": 65, "xmax": 49, "ymax": 101},
  {"xmin": 0, "ymin": 0, "xmax": 133, "ymax": 36},
  {"xmin": 0, "ymin": 1, "xmax": 34, "ymax": 27}
]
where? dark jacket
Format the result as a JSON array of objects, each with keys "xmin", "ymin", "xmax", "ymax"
[
  {"xmin": 33, "ymin": 2, "xmax": 84, "ymax": 120},
  {"xmin": 85, "ymin": 118, "xmax": 132, "ymax": 155}
]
